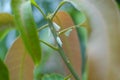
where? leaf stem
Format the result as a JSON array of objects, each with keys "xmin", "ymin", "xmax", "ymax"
[
  {"xmin": 58, "ymin": 25, "xmax": 78, "ymax": 35},
  {"xmin": 47, "ymin": 19, "xmax": 80, "ymax": 80},
  {"xmin": 31, "ymin": 1, "xmax": 46, "ymax": 19},
  {"xmin": 39, "ymin": 39, "xmax": 58, "ymax": 51},
  {"xmin": 58, "ymin": 25, "xmax": 81, "ymax": 36},
  {"xmin": 37, "ymin": 24, "xmax": 48, "ymax": 31},
  {"xmin": 51, "ymin": 1, "xmax": 68, "ymax": 20},
  {"xmin": 64, "ymin": 74, "xmax": 72, "ymax": 80}
]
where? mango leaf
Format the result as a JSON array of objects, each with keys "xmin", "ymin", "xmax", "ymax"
[
  {"xmin": 67, "ymin": 7, "xmax": 91, "ymax": 35},
  {"xmin": 42, "ymin": 73, "xmax": 64, "ymax": 80},
  {"xmin": 0, "ymin": 58, "xmax": 9, "ymax": 80},
  {"xmin": 53, "ymin": 11, "xmax": 81, "ymax": 79},
  {"xmin": 5, "ymin": 37, "xmax": 34, "ymax": 80},
  {"xmin": 76, "ymin": 27, "xmax": 87, "ymax": 78},
  {"xmin": 65, "ymin": 0, "xmax": 120, "ymax": 80},
  {"xmin": 66, "ymin": 6, "xmax": 89, "ymax": 76},
  {"xmin": 0, "ymin": 13, "xmax": 15, "ymax": 40},
  {"xmin": 0, "ymin": 37, "xmax": 8, "ymax": 60},
  {"xmin": 11, "ymin": 0, "xmax": 41, "ymax": 65},
  {"xmin": 116, "ymin": 0, "xmax": 120, "ymax": 8},
  {"xmin": 0, "ymin": 29, "xmax": 10, "ymax": 41}
]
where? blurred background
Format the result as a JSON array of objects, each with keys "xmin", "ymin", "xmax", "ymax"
[
  {"xmin": 0, "ymin": 0, "xmax": 120, "ymax": 60},
  {"xmin": 0, "ymin": 0, "xmax": 120, "ymax": 79}
]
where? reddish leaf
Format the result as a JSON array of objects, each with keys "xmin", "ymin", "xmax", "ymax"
[
  {"xmin": 5, "ymin": 37, "xmax": 34, "ymax": 80},
  {"xmin": 53, "ymin": 11, "xmax": 82, "ymax": 79}
]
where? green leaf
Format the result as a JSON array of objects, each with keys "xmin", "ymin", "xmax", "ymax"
[
  {"xmin": 0, "ymin": 37, "xmax": 8, "ymax": 60},
  {"xmin": 5, "ymin": 37, "xmax": 34, "ymax": 80},
  {"xmin": 0, "ymin": 58, "xmax": 9, "ymax": 80},
  {"xmin": 0, "ymin": 29, "xmax": 10, "ymax": 41},
  {"xmin": 0, "ymin": 13, "xmax": 15, "ymax": 40},
  {"xmin": 66, "ymin": 7, "xmax": 88, "ymax": 77},
  {"xmin": 42, "ymin": 73, "xmax": 64, "ymax": 80},
  {"xmin": 82, "ymin": 60, "xmax": 88, "ymax": 80},
  {"xmin": 76, "ymin": 27, "xmax": 87, "ymax": 76},
  {"xmin": 11, "ymin": 0, "xmax": 41, "ymax": 65}
]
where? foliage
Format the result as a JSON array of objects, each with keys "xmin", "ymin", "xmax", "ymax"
[
  {"xmin": 0, "ymin": 13, "xmax": 15, "ymax": 40},
  {"xmin": 5, "ymin": 37, "xmax": 34, "ymax": 80},
  {"xmin": 0, "ymin": 58, "xmax": 9, "ymax": 80},
  {"xmin": 11, "ymin": 0, "xmax": 41, "ymax": 65},
  {"xmin": 0, "ymin": 0, "xmax": 120, "ymax": 80}
]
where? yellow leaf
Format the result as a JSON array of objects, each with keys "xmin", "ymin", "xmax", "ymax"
[
  {"xmin": 0, "ymin": 13, "xmax": 15, "ymax": 40},
  {"xmin": 5, "ymin": 37, "xmax": 34, "ymax": 80},
  {"xmin": 0, "ymin": 13, "xmax": 15, "ymax": 30}
]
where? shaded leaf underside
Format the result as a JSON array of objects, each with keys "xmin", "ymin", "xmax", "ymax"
[{"xmin": 0, "ymin": 58, "xmax": 9, "ymax": 80}]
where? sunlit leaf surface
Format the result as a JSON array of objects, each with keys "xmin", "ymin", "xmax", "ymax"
[
  {"xmin": 5, "ymin": 37, "xmax": 34, "ymax": 80},
  {"xmin": 11, "ymin": 0, "xmax": 41, "ymax": 65}
]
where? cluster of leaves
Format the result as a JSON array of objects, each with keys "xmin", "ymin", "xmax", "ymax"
[
  {"xmin": 0, "ymin": 0, "xmax": 88, "ymax": 80},
  {"xmin": 1, "ymin": 0, "xmax": 120, "ymax": 80}
]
